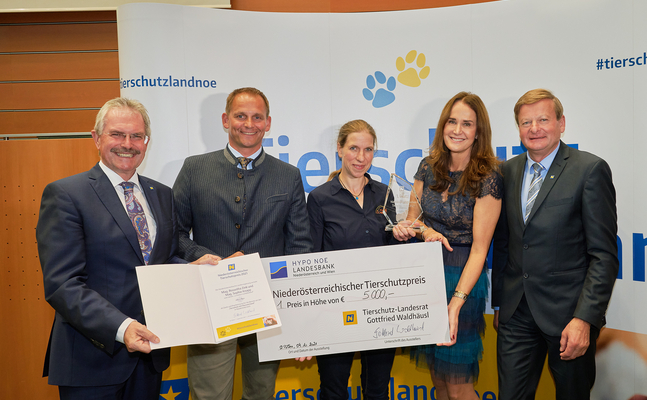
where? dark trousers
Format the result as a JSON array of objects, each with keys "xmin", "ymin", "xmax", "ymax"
[
  {"xmin": 58, "ymin": 354, "xmax": 162, "ymax": 400},
  {"xmin": 497, "ymin": 296, "xmax": 598, "ymax": 400},
  {"xmin": 317, "ymin": 348, "xmax": 396, "ymax": 400}
]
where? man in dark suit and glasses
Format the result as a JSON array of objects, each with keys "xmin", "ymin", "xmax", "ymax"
[
  {"xmin": 492, "ymin": 88, "xmax": 618, "ymax": 400},
  {"xmin": 36, "ymin": 97, "xmax": 216, "ymax": 399},
  {"xmin": 173, "ymin": 87, "xmax": 313, "ymax": 400}
]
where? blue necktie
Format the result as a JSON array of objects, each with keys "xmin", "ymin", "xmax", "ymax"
[{"xmin": 524, "ymin": 163, "xmax": 543, "ymax": 224}]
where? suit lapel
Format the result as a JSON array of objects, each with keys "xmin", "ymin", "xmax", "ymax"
[
  {"xmin": 509, "ymin": 155, "xmax": 526, "ymax": 230},
  {"xmin": 88, "ymin": 164, "xmax": 145, "ymax": 265},
  {"xmin": 525, "ymin": 142, "xmax": 569, "ymax": 225}
]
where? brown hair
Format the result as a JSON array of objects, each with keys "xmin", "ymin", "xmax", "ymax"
[
  {"xmin": 328, "ymin": 119, "xmax": 377, "ymax": 181},
  {"xmin": 427, "ymin": 91, "xmax": 499, "ymax": 197},
  {"xmin": 513, "ymin": 88, "xmax": 563, "ymax": 125},
  {"xmin": 225, "ymin": 87, "xmax": 270, "ymax": 116}
]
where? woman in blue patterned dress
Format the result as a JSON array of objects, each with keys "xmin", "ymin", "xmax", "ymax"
[{"xmin": 393, "ymin": 92, "xmax": 502, "ymax": 400}]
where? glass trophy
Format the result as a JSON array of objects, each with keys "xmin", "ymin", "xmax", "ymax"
[{"xmin": 382, "ymin": 173, "xmax": 426, "ymax": 232}]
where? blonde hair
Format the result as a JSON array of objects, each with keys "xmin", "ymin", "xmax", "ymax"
[{"xmin": 513, "ymin": 88, "xmax": 563, "ymax": 125}]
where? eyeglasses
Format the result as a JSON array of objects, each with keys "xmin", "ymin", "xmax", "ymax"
[{"xmin": 106, "ymin": 132, "xmax": 149, "ymax": 143}]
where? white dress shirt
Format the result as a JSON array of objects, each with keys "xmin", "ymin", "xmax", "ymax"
[{"xmin": 98, "ymin": 161, "xmax": 157, "ymax": 344}]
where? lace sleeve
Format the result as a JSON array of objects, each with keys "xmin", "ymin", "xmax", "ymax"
[
  {"xmin": 478, "ymin": 170, "xmax": 503, "ymax": 200},
  {"xmin": 413, "ymin": 158, "xmax": 431, "ymax": 182}
]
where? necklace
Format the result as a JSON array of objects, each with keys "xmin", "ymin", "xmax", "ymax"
[{"xmin": 339, "ymin": 176, "xmax": 366, "ymax": 200}]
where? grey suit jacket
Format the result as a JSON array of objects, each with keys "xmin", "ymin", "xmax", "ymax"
[
  {"xmin": 492, "ymin": 141, "xmax": 618, "ymax": 336},
  {"xmin": 173, "ymin": 148, "xmax": 312, "ymax": 261},
  {"xmin": 37, "ymin": 163, "xmax": 173, "ymax": 386}
]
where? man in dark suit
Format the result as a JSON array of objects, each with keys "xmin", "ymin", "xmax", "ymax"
[
  {"xmin": 492, "ymin": 89, "xmax": 618, "ymax": 400},
  {"xmin": 173, "ymin": 87, "xmax": 313, "ymax": 400},
  {"xmin": 37, "ymin": 98, "xmax": 213, "ymax": 399}
]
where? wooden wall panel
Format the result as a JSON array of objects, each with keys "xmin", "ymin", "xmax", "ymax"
[
  {"xmin": 231, "ymin": 0, "xmax": 331, "ymax": 12},
  {"xmin": 0, "ymin": 11, "xmax": 117, "ymax": 23},
  {"xmin": 0, "ymin": 52, "xmax": 119, "ymax": 81},
  {"xmin": 0, "ymin": 109, "xmax": 99, "ymax": 134},
  {"xmin": 0, "ymin": 81, "xmax": 119, "ymax": 109},
  {"xmin": 329, "ymin": 0, "xmax": 496, "ymax": 12},
  {"xmin": 230, "ymin": 0, "xmax": 496, "ymax": 12},
  {"xmin": 0, "ymin": 138, "xmax": 99, "ymax": 400},
  {"xmin": 0, "ymin": 11, "xmax": 118, "ymax": 137},
  {"xmin": 0, "ymin": 22, "xmax": 117, "ymax": 52}
]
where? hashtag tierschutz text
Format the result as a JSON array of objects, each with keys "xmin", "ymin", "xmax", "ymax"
[{"xmin": 597, "ymin": 52, "xmax": 646, "ymax": 70}]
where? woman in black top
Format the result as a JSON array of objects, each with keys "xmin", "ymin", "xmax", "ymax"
[{"xmin": 307, "ymin": 119, "xmax": 396, "ymax": 400}]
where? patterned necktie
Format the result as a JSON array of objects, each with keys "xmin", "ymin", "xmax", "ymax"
[
  {"xmin": 237, "ymin": 157, "xmax": 253, "ymax": 170},
  {"xmin": 120, "ymin": 182, "xmax": 152, "ymax": 264},
  {"xmin": 524, "ymin": 163, "xmax": 544, "ymax": 224}
]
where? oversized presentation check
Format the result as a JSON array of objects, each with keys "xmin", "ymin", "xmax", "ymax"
[{"xmin": 257, "ymin": 242, "xmax": 449, "ymax": 361}]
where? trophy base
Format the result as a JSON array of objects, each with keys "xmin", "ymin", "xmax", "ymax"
[{"xmin": 385, "ymin": 225, "xmax": 427, "ymax": 233}]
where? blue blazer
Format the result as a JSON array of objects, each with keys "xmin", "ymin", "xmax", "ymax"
[{"xmin": 37, "ymin": 163, "xmax": 173, "ymax": 386}]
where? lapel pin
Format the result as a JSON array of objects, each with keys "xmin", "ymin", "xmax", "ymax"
[
  {"xmin": 549, "ymin": 175, "xmax": 554, "ymax": 179},
  {"xmin": 150, "ymin": 186, "xmax": 154, "ymax": 190}
]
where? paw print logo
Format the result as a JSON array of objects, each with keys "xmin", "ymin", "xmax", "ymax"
[
  {"xmin": 363, "ymin": 71, "xmax": 396, "ymax": 108},
  {"xmin": 396, "ymin": 50, "xmax": 430, "ymax": 87}
]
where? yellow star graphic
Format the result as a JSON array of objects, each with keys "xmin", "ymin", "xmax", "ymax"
[{"xmin": 160, "ymin": 385, "xmax": 181, "ymax": 400}]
